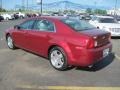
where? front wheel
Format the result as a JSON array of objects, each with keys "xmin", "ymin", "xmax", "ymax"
[
  {"xmin": 49, "ymin": 47, "xmax": 68, "ymax": 71},
  {"xmin": 7, "ymin": 35, "xmax": 16, "ymax": 49}
]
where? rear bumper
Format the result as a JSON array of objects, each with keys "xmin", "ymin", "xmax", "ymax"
[
  {"xmin": 68, "ymin": 43, "xmax": 112, "ymax": 67},
  {"xmin": 111, "ymin": 33, "xmax": 120, "ymax": 37}
]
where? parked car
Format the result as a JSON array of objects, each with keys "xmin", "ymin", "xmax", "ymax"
[
  {"xmin": 26, "ymin": 13, "xmax": 32, "ymax": 18},
  {"xmin": 0, "ymin": 15, "xmax": 4, "ymax": 22},
  {"xmin": 79, "ymin": 14, "xmax": 91, "ymax": 20},
  {"xmin": 26, "ymin": 13, "xmax": 40, "ymax": 18},
  {"xmin": 89, "ymin": 16, "xmax": 120, "ymax": 36},
  {"xmin": 15, "ymin": 12, "xmax": 25, "ymax": 19},
  {"xmin": 117, "ymin": 18, "xmax": 120, "ymax": 23},
  {"xmin": 1, "ymin": 14, "xmax": 13, "ymax": 20},
  {"xmin": 51, "ymin": 12, "xmax": 59, "ymax": 16},
  {"xmin": 13, "ymin": 14, "xmax": 19, "ymax": 19},
  {"xmin": 5, "ymin": 16, "xmax": 112, "ymax": 70},
  {"xmin": 118, "ymin": 21, "xmax": 120, "ymax": 23},
  {"xmin": 67, "ymin": 15, "xmax": 80, "ymax": 20}
]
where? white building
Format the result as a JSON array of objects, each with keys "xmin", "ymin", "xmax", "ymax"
[{"xmin": 107, "ymin": 8, "xmax": 120, "ymax": 15}]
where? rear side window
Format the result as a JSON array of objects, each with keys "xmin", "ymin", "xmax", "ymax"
[
  {"xmin": 33, "ymin": 20, "xmax": 55, "ymax": 32},
  {"xmin": 61, "ymin": 18, "xmax": 95, "ymax": 31},
  {"xmin": 20, "ymin": 20, "xmax": 35, "ymax": 30}
]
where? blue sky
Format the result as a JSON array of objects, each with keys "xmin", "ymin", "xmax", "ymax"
[{"xmin": 2, "ymin": 0, "xmax": 120, "ymax": 10}]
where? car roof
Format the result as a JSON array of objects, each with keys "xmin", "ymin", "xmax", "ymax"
[{"xmin": 28, "ymin": 16, "xmax": 67, "ymax": 21}]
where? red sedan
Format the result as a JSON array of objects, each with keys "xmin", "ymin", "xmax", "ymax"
[{"xmin": 5, "ymin": 16, "xmax": 112, "ymax": 70}]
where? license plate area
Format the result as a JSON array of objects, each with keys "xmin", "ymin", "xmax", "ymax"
[{"xmin": 103, "ymin": 48, "xmax": 109, "ymax": 58}]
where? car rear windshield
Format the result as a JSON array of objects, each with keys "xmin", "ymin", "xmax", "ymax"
[
  {"xmin": 61, "ymin": 18, "xmax": 95, "ymax": 31},
  {"xmin": 99, "ymin": 18, "xmax": 117, "ymax": 23}
]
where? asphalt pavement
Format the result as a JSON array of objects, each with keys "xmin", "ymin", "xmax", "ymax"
[{"xmin": 0, "ymin": 20, "xmax": 120, "ymax": 90}]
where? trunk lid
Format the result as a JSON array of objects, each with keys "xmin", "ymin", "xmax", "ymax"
[{"xmin": 78, "ymin": 29, "xmax": 110, "ymax": 47}]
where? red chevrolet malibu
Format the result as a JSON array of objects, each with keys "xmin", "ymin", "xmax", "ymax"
[{"xmin": 5, "ymin": 16, "xmax": 112, "ymax": 70}]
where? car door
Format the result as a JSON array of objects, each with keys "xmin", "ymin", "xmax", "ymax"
[
  {"xmin": 12, "ymin": 20, "xmax": 35, "ymax": 49},
  {"xmin": 26, "ymin": 19, "xmax": 55, "ymax": 56}
]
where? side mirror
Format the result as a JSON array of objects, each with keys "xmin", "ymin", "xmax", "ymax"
[{"xmin": 14, "ymin": 25, "xmax": 21, "ymax": 30}]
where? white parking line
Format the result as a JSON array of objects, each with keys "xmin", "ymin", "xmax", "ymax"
[
  {"xmin": 1, "ymin": 38, "xmax": 3, "ymax": 41},
  {"xmin": 115, "ymin": 54, "xmax": 120, "ymax": 61},
  {"xmin": 16, "ymin": 85, "xmax": 120, "ymax": 90}
]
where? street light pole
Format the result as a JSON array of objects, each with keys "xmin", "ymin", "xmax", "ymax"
[{"xmin": 41, "ymin": 0, "xmax": 42, "ymax": 15}]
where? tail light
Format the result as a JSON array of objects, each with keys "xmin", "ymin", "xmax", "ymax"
[{"xmin": 87, "ymin": 38, "xmax": 95, "ymax": 49}]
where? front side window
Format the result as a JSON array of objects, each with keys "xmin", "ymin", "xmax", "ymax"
[
  {"xmin": 33, "ymin": 20, "xmax": 55, "ymax": 32},
  {"xmin": 61, "ymin": 19, "xmax": 95, "ymax": 31},
  {"xmin": 20, "ymin": 20, "xmax": 35, "ymax": 30}
]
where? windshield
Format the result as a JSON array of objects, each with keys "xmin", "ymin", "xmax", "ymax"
[
  {"xmin": 99, "ymin": 18, "xmax": 117, "ymax": 23},
  {"xmin": 61, "ymin": 18, "xmax": 95, "ymax": 31}
]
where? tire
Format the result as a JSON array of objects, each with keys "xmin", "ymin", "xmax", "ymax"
[
  {"xmin": 49, "ymin": 46, "xmax": 68, "ymax": 71},
  {"xmin": 7, "ymin": 35, "xmax": 16, "ymax": 49},
  {"xmin": 20, "ymin": 16, "xmax": 24, "ymax": 19},
  {"xmin": 6, "ymin": 17, "xmax": 9, "ymax": 20}
]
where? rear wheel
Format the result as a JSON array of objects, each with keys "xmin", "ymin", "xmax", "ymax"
[
  {"xmin": 6, "ymin": 17, "xmax": 9, "ymax": 20},
  {"xmin": 20, "ymin": 16, "xmax": 24, "ymax": 19},
  {"xmin": 49, "ymin": 47, "xmax": 68, "ymax": 71},
  {"xmin": 7, "ymin": 35, "xmax": 16, "ymax": 49}
]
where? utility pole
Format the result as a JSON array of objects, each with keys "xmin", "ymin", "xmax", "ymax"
[
  {"xmin": 37, "ymin": 0, "xmax": 43, "ymax": 15},
  {"xmin": 114, "ymin": 0, "xmax": 117, "ymax": 17},
  {"xmin": 27, "ymin": 0, "xmax": 28, "ymax": 11},
  {"xmin": 94, "ymin": 1, "xmax": 97, "ymax": 14},
  {"xmin": 22, "ymin": 0, "xmax": 25, "ymax": 11},
  {"xmin": 0, "ymin": 0, "xmax": 2, "ymax": 9}
]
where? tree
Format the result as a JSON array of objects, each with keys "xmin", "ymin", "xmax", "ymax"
[
  {"xmin": 94, "ymin": 9, "xmax": 107, "ymax": 15},
  {"xmin": 69, "ymin": 10, "xmax": 76, "ymax": 14},
  {"xmin": 18, "ymin": 9, "xmax": 24, "ymax": 12},
  {"xmin": 0, "ymin": 8, "xmax": 6, "ymax": 12},
  {"xmin": 86, "ymin": 8, "xmax": 92, "ymax": 14}
]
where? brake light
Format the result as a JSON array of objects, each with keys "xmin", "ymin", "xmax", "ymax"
[{"xmin": 87, "ymin": 38, "xmax": 94, "ymax": 49}]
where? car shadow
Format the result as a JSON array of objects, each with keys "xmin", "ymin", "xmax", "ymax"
[
  {"xmin": 75, "ymin": 53, "xmax": 115, "ymax": 72},
  {"xmin": 111, "ymin": 36, "xmax": 120, "ymax": 39},
  {"xmin": 18, "ymin": 48, "xmax": 115, "ymax": 72}
]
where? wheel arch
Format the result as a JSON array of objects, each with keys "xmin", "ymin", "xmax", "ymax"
[
  {"xmin": 47, "ymin": 42, "xmax": 74, "ymax": 65},
  {"xmin": 6, "ymin": 33, "xmax": 10, "ymax": 40},
  {"xmin": 48, "ymin": 45, "xmax": 61, "ymax": 57}
]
